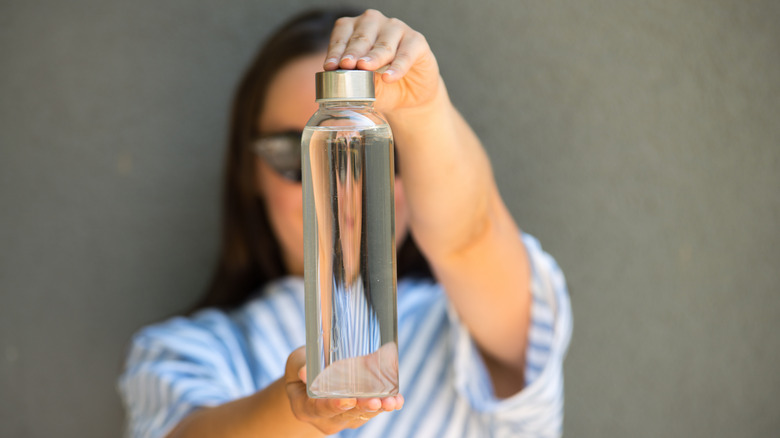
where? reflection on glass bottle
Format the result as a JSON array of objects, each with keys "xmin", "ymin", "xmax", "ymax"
[{"xmin": 329, "ymin": 134, "xmax": 379, "ymax": 363}]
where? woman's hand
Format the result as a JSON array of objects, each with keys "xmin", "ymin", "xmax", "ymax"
[
  {"xmin": 323, "ymin": 9, "xmax": 441, "ymax": 114},
  {"xmin": 284, "ymin": 347, "xmax": 404, "ymax": 436}
]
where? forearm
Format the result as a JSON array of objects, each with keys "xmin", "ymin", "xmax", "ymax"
[
  {"xmin": 430, "ymin": 204, "xmax": 532, "ymax": 369},
  {"xmin": 387, "ymin": 80, "xmax": 532, "ymax": 369},
  {"xmin": 388, "ymin": 81, "xmax": 491, "ymax": 253},
  {"xmin": 167, "ymin": 377, "xmax": 323, "ymax": 438}
]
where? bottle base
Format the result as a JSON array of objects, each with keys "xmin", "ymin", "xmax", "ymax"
[{"xmin": 307, "ymin": 389, "xmax": 399, "ymax": 399}]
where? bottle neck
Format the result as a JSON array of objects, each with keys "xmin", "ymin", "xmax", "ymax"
[{"xmin": 318, "ymin": 100, "xmax": 375, "ymax": 109}]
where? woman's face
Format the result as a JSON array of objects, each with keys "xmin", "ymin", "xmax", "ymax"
[{"xmin": 256, "ymin": 53, "xmax": 409, "ymax": 276}]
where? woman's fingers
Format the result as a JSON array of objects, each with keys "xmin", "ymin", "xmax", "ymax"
[
  {"xmin": 284, "ymin": 347, "xmax": 306, "ymax": 383},
  {"xmin": 356, "ymin": 19, "xmax": 405, "ymax": 71},
  {"xmin": 309, "ymin": 397, "xmax": 359, "ymax": 419},
  {"xmin": 337, "ymin": 12, "xmax": 383, "ymax": 69},
  {"xmin": 355, "ymin": 397, "xmax": 382, "ymax": 412},
  {"xmin": 383, "ymin": 30, "xmax": 428, "ymax": 81},
  {"xmin": 287, "ymin": 378, "xmax": 357, "ymax": 420},
  {"xmin": 325, "ymin": 9, "xmax": 426, "ymax": 78},
  {"xmin": 353, "ymin": 396, "xmax": 404, "ymax": 413},
  {"xmin": 325, "ymin": 10, "xmax": 387, "ymax": 69},
  {"xmin": 325, "ymin": 16, "xmax": 355, "ymax": 69},
  {"xmin": 381, "ymin": 394, "xmax": 404, "ymax": 411}
]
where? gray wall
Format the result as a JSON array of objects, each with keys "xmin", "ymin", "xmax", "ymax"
[{"xmin": 1, "ymin": 1, "xmax": 778, "ymax": 436}]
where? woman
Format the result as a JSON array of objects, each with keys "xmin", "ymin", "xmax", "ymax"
[{"xmin": 119, "ymin": 7, "xmax": 571, "ymax": 437}]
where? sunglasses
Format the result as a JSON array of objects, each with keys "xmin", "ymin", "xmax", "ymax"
[
  {"xmin": 253, "ymin": 131, "xmax": 304, "ymax": 182},
  {"xmin": 253, "ymin": 131, "xmax": 399, "ymax": 183}
]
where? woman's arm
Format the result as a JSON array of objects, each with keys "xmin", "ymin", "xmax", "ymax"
[
  {"xmin": 326, "ymin": 10, "xmax": 531, "ymax": 393},
  {"xmin": 391, "ymin": 95, "xmax": 531, "ymax": 394}
]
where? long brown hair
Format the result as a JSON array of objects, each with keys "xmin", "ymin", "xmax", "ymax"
[{"xmin": 193, "ymin": 7, "xmax": 432, "ymax": 312}]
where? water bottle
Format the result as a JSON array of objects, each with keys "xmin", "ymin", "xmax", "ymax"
[{"xmin": 302, "ymin": 70, "xmax": 398, "ymax": 398}]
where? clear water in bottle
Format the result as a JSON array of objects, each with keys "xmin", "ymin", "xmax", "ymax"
[{"xmin": 302, "ymin": 123, "xmax": 398, "ymax": 398}]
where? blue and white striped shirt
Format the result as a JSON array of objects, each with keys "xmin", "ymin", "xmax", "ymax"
[{"xmin": 118, "ymin": 233, "xmax": 572, "ymax": 437}]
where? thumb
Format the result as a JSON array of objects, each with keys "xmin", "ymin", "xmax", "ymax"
[{"xmin": 285, "ymin": 346, "xmax": 306, "ymax": 384}]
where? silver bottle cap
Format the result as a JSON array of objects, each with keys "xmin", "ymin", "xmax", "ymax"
[{"xmin": 315, "ymin": 70, "xmax": 375, "ymax": 102}]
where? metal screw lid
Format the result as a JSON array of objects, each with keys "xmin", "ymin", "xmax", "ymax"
[{"xmin": 315, "ymin": 70, "xmax": 375, "ymax": 102}]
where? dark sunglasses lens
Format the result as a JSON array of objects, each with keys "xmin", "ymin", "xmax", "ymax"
[{"xmin": 255, "ymin": 132, "xmax": 302, "ymax": 182}]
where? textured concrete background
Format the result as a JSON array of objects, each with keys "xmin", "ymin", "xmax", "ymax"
[{"xmin": 1, "ymin": 1, "xmax": 778, "ymax": 436}]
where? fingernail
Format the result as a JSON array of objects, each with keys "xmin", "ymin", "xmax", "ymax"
[
  {"xmin": 359, "ymin": 56, "xmax": 372, "ymax": 63},
  {"xmin": 383, "ymin": 68, "xmax": 396, "ymax": 77},
  {"xmin": 325, "ymin": 58, "xmax": 338, "ymax": 65},
  {"xmin": 342, "ymin": 54, "xmax": 354, "ymax": 62}
]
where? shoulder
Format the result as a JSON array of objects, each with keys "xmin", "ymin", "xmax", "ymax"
[{"xmin": 124, "ymin": 308, "xmax": 240, "ymax": 375}]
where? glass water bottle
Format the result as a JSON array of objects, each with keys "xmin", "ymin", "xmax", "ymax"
[{"xmin": 302, "ymin": 70, "xmax": 398, "ymax": 398}]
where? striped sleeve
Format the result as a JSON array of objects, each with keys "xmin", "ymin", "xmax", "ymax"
[
  {"xmin": 117, "ymin": 310, "xmax": 255, "ymax": 438},
  {"xmin": 450, "ymin": 233, "xmax": 573, "ymax": 437}
]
